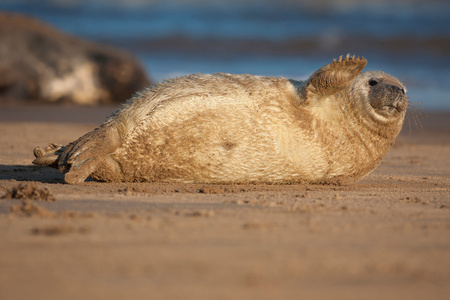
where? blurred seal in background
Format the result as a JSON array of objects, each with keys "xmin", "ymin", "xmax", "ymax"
[{"xmin": 0, "ymin": 13, "xmax": 151, "ymax": 105}]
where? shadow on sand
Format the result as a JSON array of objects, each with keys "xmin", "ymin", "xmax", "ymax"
[{"xmin": 0, "ymin": 164, "xmax": 64, "ymax": 183}]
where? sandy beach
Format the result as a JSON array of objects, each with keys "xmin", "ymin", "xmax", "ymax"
[{"xmin": 0, "ymin": 105, "xmax": 449, "ymax": 299}]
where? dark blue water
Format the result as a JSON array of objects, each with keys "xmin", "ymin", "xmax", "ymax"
[{"xmin": 1, "ymin": 0, "xmax": 449, "ymax": 109}]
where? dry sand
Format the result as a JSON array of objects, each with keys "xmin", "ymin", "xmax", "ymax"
[{"xmin": 0, "ymin": 105, "xmax": 449, "ymax": 300}]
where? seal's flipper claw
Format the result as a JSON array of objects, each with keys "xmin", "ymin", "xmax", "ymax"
[
  {"xmin": 301, "ymin": 54, "xmax": 367, "ymax": 101},
  {"xmin": 32, "ymin": 143, "xmax": 64, "ymax": 169},
  {"xmin": 32, "ymin": 154, "xmax": 59, "ymax": 168}
]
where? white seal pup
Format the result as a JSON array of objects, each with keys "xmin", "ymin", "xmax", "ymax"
[{"xmin": 33, "ymin": 55, "xmax": 408, "ymax": 185}]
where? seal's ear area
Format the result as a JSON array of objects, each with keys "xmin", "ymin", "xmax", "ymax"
[{"xmin": 302, "ymin": 54, "xmax": 367, "ymax": 101}]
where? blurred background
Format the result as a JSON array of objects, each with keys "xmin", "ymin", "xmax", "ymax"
[{"xmin": 1, "ymin": 0, "xmax": 449, "ymax": 109}]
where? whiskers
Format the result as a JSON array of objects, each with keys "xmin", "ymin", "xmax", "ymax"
[{"xmin": 405, "ymin": 97, "xmax": 425, "ymax": 135}]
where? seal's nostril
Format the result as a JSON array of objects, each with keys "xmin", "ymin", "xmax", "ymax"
[{"xmin": 389, "ymin": 85, "xmax": 404, "ymax": 94}]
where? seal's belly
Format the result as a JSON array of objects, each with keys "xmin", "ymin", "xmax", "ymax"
[{"xmin": 110, "ymin": 109, "xmax": 331, "ymax": 184}]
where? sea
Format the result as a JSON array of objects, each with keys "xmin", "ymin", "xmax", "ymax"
[{"xmin": 1, "ymin": 0, "xmax": 449, "ymax": 110}]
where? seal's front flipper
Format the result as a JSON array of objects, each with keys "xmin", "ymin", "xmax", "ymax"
[
  {"xmin": 301, "ymin": 54, "xmax": 367, "ymax": 101},
  {"xmin": 57, "ymin": 125, "xmax": 121, "ymax": 184},
  {"xmin": 33, "ymin": 143, "xmax": 64, "ymax": 168}
]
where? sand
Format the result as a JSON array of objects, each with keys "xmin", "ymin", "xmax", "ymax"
[{"xmin": 0, "ymin": 105, "xmax": 449, "ymax": 300}]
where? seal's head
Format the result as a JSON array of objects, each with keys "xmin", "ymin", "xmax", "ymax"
[
  {"xmin": 301, "ymin": 54, "xmax": 408, "ymax": 123},
  {"xmin": 295, "ymin": 55, "xmax": 409, "ymax": 184},
  {"xmin": 353, "ymin": 71, "xmax": 408, "ymax": 119}
]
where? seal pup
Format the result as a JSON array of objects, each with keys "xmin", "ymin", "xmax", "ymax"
[
  {"xmin": 0, "ymin": 13, "xmax": 150, "ymax": 104},
  {"xmin": 33, "ymin": 55, "xmax": 408, "ymax": 184}
]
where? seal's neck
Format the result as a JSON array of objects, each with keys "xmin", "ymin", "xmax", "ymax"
[{"xmin": 327, "ymin": 93, "xmax": 404, "ymax": 156}]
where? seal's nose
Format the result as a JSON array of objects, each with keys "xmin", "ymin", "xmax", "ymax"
[
  {"xmin": 388, "ymin": 85, "xmax": 405, "ymax": 94},
  {"xmin": 382, "ymin": 84, "xmax": 408, "ymax": 112}
]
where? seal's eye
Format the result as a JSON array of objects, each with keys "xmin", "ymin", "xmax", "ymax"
[{"xmin": 368, "ymin": 79, "xmax": 378, "ymax": 86}]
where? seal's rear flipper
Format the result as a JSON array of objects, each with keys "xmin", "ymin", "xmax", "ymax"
[
  {"xmin": 301, "ymin": 54, "xmax": 367, "ymax": 101},
  {"xmin": 57, "ymin": 125, "xmax": 122, "ymax": 184},
  {"xmin": 33, "ymin": 143, "xmax": 64, "ymax": 169},
  {"xmin": 64, "ymin": 158, "xmax": 101, "ymax": 185}
]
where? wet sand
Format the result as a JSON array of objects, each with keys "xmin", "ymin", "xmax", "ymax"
[{"xmin": 0, "ymin": 105, "xmax": 449, "ymax": 300}]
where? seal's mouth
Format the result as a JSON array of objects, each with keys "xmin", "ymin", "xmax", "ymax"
[
  {"xmin": 382, "ymin": 105, "xmax": 401, "ymax": 113},
  {"xmin": 382, "ymin": 99, "xmax": 408, "ymax": 113},
  {"xmin": 378, "ymin": 97, "xmax": 408, "ymax": 116}
]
